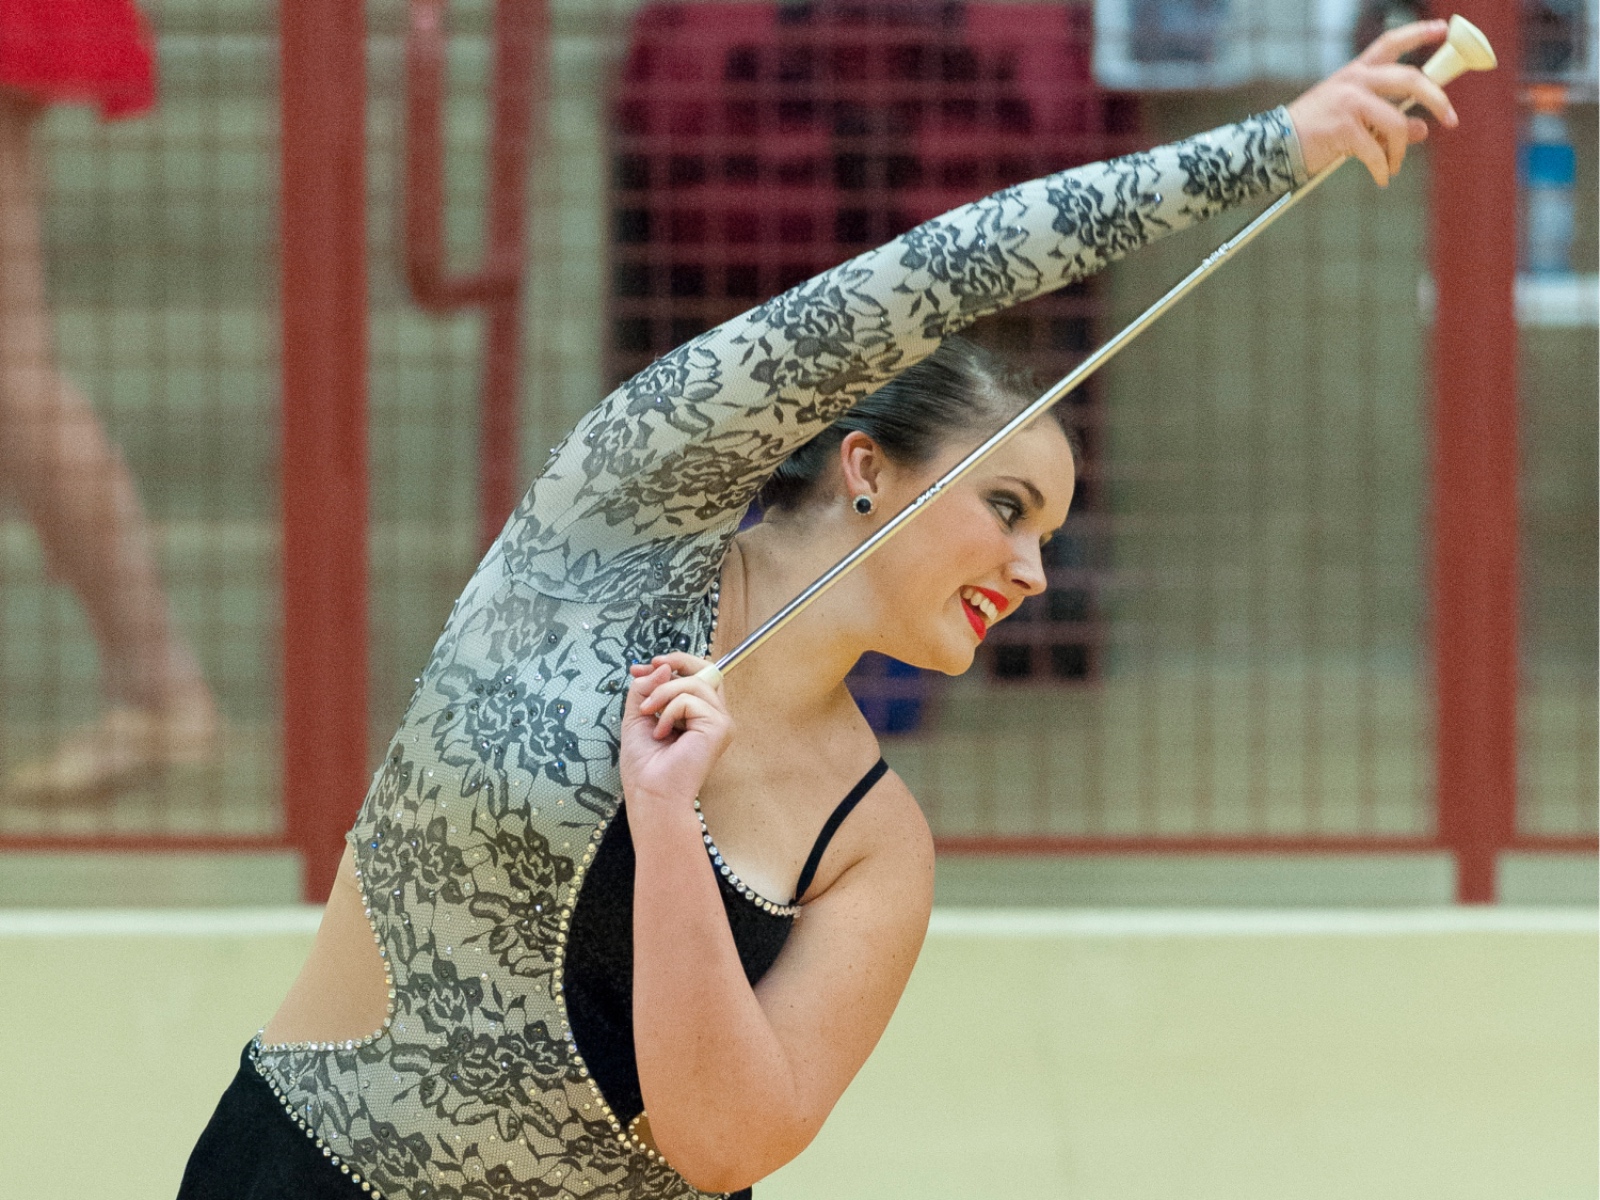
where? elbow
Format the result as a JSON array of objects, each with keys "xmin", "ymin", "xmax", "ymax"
[
  {"xmin": 675, "ymin": 1159, "xmax": 758, "ymax": 1197},
  {"xmin": 655, "ymin": 1137, "xmax": 773, "ymax": 1195},
  {"xmin": 652, "ymin": 1110, "xmax": 816, "ymax": 1195}
]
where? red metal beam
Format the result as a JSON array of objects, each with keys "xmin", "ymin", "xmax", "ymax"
[
  {"xmin": 280, "ymin": 0, "xmax": 371, "ymax": 903},
  {"xmin": 1429, "ymin": 1, "xmax": 1522, "ymax": 904},
  {"xmin": 935, "ymin": 835, "xmax": 1445, "ymax": 856},
  {"xmin": 0, "ymin": 835, "xmax": 290, "ymax": 854},
  {"xmin": 1510, "ymin": 836, "xmax": 1600, "ymax": 853},
  {"xmin": 5, "ymin": 834, "xmax": 1585, "ymax": 858},
  {"xmin": 405, "ymin": 0, "xmax": 546, "ymax": 551}
]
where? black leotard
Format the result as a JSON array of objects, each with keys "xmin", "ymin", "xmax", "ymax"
[
  {"xmin": 564, "ymin": 759, "xmax": 891, "ymax": 1132},
  {"xmin": 234, "ymin": 111, "xmax": 1305, "ymax": 1200}
]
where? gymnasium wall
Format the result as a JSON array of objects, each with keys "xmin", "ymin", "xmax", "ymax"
[{"xmin": 7, "ymin": 0, "xmax": 1595, "ymax": 885}]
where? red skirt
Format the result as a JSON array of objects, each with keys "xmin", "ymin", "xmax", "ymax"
[{"xmin": 0, "ymin": 0, "xmax": 157, "ymax": 119}]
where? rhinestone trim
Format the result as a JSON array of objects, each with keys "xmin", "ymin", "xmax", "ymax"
[
  {"xmin": 624, "ymin": 1111, "xmax": 664, "ymax": 1162},
  {"xmin": 254, "ymin": 589, "xmax": 732, "ymax": 1193},
  {"xmin": 549, "ymin": 581, "xmax": 730, "ymax": 1169},
  {"xmin": 694, "ymin": 797, "xmax": 801, "ymax": 917},
  {"xmin": 694, "ymin": 578, "xmax": 800, "ymax": 919},
  {"xmin": 248, "ymin": 1040, "xmax": 387, "ymax": 1199}
]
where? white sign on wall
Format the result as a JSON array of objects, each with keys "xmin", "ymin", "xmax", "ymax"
[{"xmin": 1094, "ymin": 0, "xmax": 1378, "ymax": 89}]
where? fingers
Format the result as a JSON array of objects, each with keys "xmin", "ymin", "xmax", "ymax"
[
  {"xmin": 623, "ymin": 662, "xmax": 674, "ymax": 719},
  {"xmin": 625, "ymin": 653, "xmax": 730, "ymax": 736},
  {"xmin": 1348, "ymin": 124, "xmax": 1390, "ymax": 188},
  {"xmin": 1358, "ymin": 63, "xmax": 1458, "ymax": 128},
  {"xmin": 1318, "ymin": 88, "xmax": 1391, "ymax": 187},
  {"xmin": 626, "ymin": 654, "xmax": 712, "ymax": 703},
  {"xmin": 1365, "ymin": 91, "xmax": 1410, "ymax": 179},
  {"xmin": 629, "ymin": 654, "xmax": 718, "ymax": 702},
  {"xmin": 1291, "ymin": 18, "xmax": 1458, "ymax": 186},
  {"xmin": 1356, "ymin": 18, "xmax": 1448, "ymax": 67},
  {"xmin": 1334, "ymin": 88, "xmax": 1414, "ymax": 186},
  {"xmin": 638, "ymin": 670, "xmax": 724, "ymax": 720},
  {"xmin": 649, "ymin": 691, "xmax": 723, "ymax": 741},
  {"xmin": 630, "ymin": 652, "xmax": 719, "ymax": 684}
]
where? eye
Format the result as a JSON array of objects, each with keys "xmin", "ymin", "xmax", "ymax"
[{"xmin": 988, "ymin": 492, "xmax": 1024, "ymax": 528}]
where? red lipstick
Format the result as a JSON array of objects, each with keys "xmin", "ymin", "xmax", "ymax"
[{"xmin": 961, "ymin": 596, "xmax": 987, "ymax": 639}]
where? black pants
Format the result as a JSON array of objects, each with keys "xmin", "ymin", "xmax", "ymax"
[{"xmin": 181, "ymin": 1044, "xmax": 754, "ymax": 1199}]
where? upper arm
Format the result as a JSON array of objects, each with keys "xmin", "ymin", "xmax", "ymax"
[
  {"xmin": 748, "ymin": 774, "xmax": 936, "ymax": 1138},
  {"xmin": 500, "ymin": 109, "xmax": 1304, "ymax": 602}
]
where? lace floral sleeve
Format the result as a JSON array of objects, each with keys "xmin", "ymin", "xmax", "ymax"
[{"xmin": 500, "ymin": 107, "xmax": 1306, "ymax": 603}]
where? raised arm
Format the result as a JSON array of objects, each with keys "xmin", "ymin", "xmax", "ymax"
[
  {"xmin": 502, "ymin": 19, "xmax": 1461, "ymax": 606},
  {"xmin": 496, "ymin": 108, "xmax": 1306, "ymax": 602}
]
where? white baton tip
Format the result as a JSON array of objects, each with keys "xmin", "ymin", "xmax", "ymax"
[
  {"xmin": 1422, "ymin": 15, "xmax": 1497, "ymax": 86},
  {"xmin": 693, "ymin": 662, "xmax": 724, "ymax": 688}
]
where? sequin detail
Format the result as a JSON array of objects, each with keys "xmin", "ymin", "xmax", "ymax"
[
  {"xmin": 252, "ymin": 110, "xmax": 1304, "ymax": 1200},
  {"xmin": 694, "ymin": 797, "xmax": 802, "ymax": 917}
]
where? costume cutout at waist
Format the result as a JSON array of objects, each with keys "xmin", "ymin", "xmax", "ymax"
[{"xmin": 252, "ymin": 108, "xmax": 1307, "ymax": 1200}]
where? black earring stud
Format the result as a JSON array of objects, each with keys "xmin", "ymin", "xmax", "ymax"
[{"xmin": 853, "ymin": 495, "xmax": 874, "ymax": 515}]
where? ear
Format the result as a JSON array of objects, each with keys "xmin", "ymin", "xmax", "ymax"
[{"xmin": 837, "ymin": 430, "xmax": 886, "ymax": 507}]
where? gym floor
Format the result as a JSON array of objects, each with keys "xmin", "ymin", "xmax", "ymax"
[{"xmin": 2, "ymin": 906, "xmax": 1593, "ymax": 1200}]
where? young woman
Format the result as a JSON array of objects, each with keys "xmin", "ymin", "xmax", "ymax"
[
  {"xmin": 181, "ymin": 22, "xmax": 1456, "ymax": 1200},
  {"xmin": 0, "ymin": 1, "xmax": 221, "ymax": 801}
]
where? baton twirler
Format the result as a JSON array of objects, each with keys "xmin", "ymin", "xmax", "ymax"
[{"xmin": 697, "ymin": 14, "xmax": 1495, "ymax": 688}]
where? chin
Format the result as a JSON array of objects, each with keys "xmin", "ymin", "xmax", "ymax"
[
  {"xmin": 935, "ymin": 645, "xmax": 981, "ymax": 676},
  {"xmin": 890, "ymin": 632, "xmax": 980, "ymax": 677},
  {"xmin": 877, "ymin": 604, "xmax": 985, "ymax": 675},
  {"xmin": 928, "ymin": 649, "xmax": 972, "ymax": 678}
]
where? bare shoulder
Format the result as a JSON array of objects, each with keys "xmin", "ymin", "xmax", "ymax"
[
  {"xmin": 861, "ymin": 767, "xmax": 932, "ymax": 863},
  {"xmin": 808, "ymin": 760, "xmax": 934, "ymax": 921}
]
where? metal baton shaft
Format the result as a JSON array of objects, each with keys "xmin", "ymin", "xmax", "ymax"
[
  {"xmin": 706, "ymin": 164, "xmax": 1336, "ymax": 677},
  {"xmin": 705, "ymin": 13, "xmax": 1494, "ymax": 679}
]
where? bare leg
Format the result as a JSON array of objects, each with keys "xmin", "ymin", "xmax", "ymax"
[{"xmin": 0, "ymin": 90, "xmax": 218, "ymax": 799}]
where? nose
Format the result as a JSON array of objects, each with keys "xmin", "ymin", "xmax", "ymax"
[{"xmin": 1009, "ymin": 537, "xmax": 1047, "ymax": 596}]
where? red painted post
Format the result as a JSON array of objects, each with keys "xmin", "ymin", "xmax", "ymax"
[
  {"xmin": 1430, "ymin": 1, "xmax": 1521, "ymax": 902},
  {"xmin": 280, "ymin": 1, "xmax": 370, "ymax": 902},
  {"xmin": 405, "ymin": 0, "xmax": 545, "ymax": 551}
]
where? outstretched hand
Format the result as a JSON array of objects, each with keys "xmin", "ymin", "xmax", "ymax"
[
  {"xmin": 1287, "ymin": 19, "xmax": 1459, "ymax": 186},
  {"xmin": 620, "ymin": 653, "xmax": 735, "ymax": 816}
]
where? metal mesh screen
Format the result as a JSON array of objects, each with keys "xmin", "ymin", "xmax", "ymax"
[
  {"xmin": 605, "ymin": 2, "xmax": 1137, "ymax": 715},
  {"xmin": 912, "ymin": 114, "xmax": 1435, "ymax": 843},
  {"xmin": 1, "ymin": 0, "xmax": 280, "ymax": 842},
  {"xmin": 604, "ymin": 2, "xmax": 1437, "ymax": 843},
  {"xmin": 365, "ymin": 0, "xmax": 489, "ymax": 751},
  {"xmin": 4, "ymin": 1, "xmax": 1591, "ymax": 872},
  {"xmin": 1518, "ymin": 97, "xmax": 1599, "ymax": 840}
]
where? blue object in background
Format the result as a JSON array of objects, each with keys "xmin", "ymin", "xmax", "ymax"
[
  {"xmin": 848, "ymin": 653, "xmax": 931, "ymax": 735},
  {"xmin": 1522, "ymin": 85, "xmax": 1577, "ymax": 276}
]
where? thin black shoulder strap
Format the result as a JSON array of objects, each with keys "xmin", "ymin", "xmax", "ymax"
[{"xmin": 792, "ymin": 758, "xmax": 890, "ymax": 905}]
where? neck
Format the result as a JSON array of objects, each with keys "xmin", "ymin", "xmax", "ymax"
[{"xmin": 715, "ymin": 515, "xmax": 876, "ymax": 724}]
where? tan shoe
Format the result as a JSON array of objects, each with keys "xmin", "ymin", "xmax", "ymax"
[{"xmin": 4, "ymin": 703, "xmax": 222, "ymax": 803}]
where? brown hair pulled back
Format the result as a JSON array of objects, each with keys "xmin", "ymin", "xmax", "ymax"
[{"xmin": 757, "ymin": 337, "xmax": 1076, "ymax": 514}]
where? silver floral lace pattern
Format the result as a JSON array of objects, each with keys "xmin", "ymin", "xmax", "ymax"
[{"xmin": 253, "ymin": 110, "xmax": 1305, "ymax": 1200}]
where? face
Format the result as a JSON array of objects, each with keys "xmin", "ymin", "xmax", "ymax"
[{"xmin": 855, "ymin": 421, "xmax": 1076, "ymax": 675}]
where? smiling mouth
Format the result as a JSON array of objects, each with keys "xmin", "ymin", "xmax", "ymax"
[{"xmin": 959, "ymin": 586, "xmax": 1006, "ymax": 638}]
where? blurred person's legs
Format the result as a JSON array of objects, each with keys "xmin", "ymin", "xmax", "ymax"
[{"xmin": 0, "ymin": 88, "xmax": 218, "ymax": 800}]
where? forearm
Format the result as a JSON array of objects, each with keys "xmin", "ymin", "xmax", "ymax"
[
  {"xmin": 629, "ymin": 798, "xmax": 806, "ymax": 1188},
  {"xmin": 506, "ymin": 110, "xmax": 1304, "ymax": 600},
  {"xmin": 865, "ymin": 106, "xmax": 1306, "ymax": 342}
]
